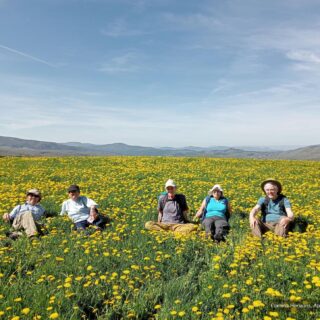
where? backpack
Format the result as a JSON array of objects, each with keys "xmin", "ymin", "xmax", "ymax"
[
  {"xmin": 260, "ymin": 194, "xmax": 287, "ymax": 222},
  {"xmin": 201, "ymin": 196, "xmax": 230, "ymax": 222},
  {"xmin": 158, "ymin": 193, "xmax": 188, "ymax": 222}
]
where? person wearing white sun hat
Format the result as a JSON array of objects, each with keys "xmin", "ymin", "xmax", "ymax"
[
  {"xmin": 249, "ymin": 179, "xmax": 294, "ymax": 237},
  {"xmin": 195, "ymin": 184, "xmax": 231, "ymax": 242},
  {"xmin": 145, "ymin": 179, "xmax": 198, "ymax": 234}
]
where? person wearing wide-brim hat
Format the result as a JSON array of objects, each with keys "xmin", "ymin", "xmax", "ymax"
[
  {"xmin": 145, "ymin": 179, "xmax": 198, "ymax": 234},
  {"xmin": 249, "ymin": 179, "xmax": 294, "ymax": 237},
  {"xmin": 2, "ymin": 189, "xmax": 46, "ymax": 239},
  {"xmin": 195, "ymin": 184, "xmax": 232, "ymax": 242}
]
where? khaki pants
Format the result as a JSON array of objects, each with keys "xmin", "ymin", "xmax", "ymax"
[
  {"xmin": 12, "ymin": 211, "xmax": 39, "ymax": 237},
  {"xmin": 251, "ymin": 218, "xmax": 292, "ymax": 238},
  {"xmin": 145, "ymin": 221, "xmax": 198, "ymax": 234}
]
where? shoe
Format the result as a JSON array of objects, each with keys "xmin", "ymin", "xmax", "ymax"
[{"xmin": 6, "ymin": 231, "xmax": 23, "ymax": 240}]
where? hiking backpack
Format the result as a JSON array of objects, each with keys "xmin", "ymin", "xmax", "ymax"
[
  {"xmin": 158, "ymin": 192, "xmax": 188, "ymax": 222},
  {"xmin": 201, "ymin": 196, "xmax": 230, "ymax": 222},
  {"xmin": 260, "ymin": 194, "xmax": 287, "ymax": 222}
]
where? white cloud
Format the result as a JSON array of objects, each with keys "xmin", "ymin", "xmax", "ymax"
[
  {"xmin": 286, "ymin": 50, "xmax": 320, "ymax": 64},
  {"xmin": 99, "ymin": 52, "xmax": 142, "ymax": 74}
]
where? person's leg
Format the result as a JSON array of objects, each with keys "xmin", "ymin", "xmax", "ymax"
[
  {"xmin": 92, "ymin": 215, "xmax": 108, "ymax": 230},
  {"xmin": 251, "ymin": 220, "xmax": 269, "ymax": 238},
  {"xmin": 274, "ymin": 217, "xmax": 292, "ymax": 237},
  {"xmin": 145, "ymin": 221, "xmax": 171, "ymax": 231},
  {"xmin": 12, "ymin": 211, "xmax": 38, "ymax": 237},
  {"xmin": 213, "ymin": 219, "xmax": 230, "ymax": 241},
  {"xmin": 201, "ymin": 218, "xmax": 216, "ymax": 237},
  {"xmin": 75, "ymin": 220, "xmax": 89, "ymax": 231},
  {"xmin": 171, "ymin": 223, "xmax": 198, "ymax": 234}
]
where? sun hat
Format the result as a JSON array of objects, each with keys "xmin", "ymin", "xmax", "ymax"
[
  {"xmin": 26, "ymin": 188, "xmax": 42, "ymax": 200},
  {"xmin": 209, "ymin": 184, "xmax": 223, "ymax": 194},
  {"xmin": 68, "ymin": 185, "xmax": 80, "ymax": 193},
  {"xmin": 165, "ymin": 179, "xmax": 177, "ymax": 189},
  {"xmin": 261, "ymin": 179, "xmax": 282, "ymax": 194}
]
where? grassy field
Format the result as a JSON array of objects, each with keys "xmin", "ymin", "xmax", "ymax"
[{"xmin": 0, "ymin": 156, "xmax": 319, "ymax": 320}]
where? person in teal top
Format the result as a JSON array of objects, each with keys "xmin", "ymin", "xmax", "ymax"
[
  {"xmin": 195, "ymin": 184, "xmax": 232, "ymax": 242},
  {"xmin": 249, "ymin": 179, "xmax": 294, "ymax": 237}
]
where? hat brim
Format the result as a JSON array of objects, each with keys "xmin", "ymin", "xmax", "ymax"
[{"xmin": 261, "ymin": 179, "xmax": 282, "ymax": 193}]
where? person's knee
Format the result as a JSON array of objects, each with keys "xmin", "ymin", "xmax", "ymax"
[{"xmin": 145, "ymin": 221, "xmax": 154, "ymax": 229}]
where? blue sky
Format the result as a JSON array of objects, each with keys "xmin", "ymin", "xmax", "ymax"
[{"xmin": 0, "ymin": 0, "xmax": 319, "ymax": 147}]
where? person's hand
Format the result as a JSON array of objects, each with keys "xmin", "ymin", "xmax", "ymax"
[
  {"xmin": 2, "ymin": 213, "xmax": 10, "ymax": 222},
  {"xmin": 279, "ymin": 217, "xmax": 293, "ymax": 228},
  {"xmin": 193, "ymin": 216, "xmax": 199, "ymax": 222},
  {"xmin": 88, "ymin": 207, "xmax": 98, "ymax": 223},
  {"xmin": 249, "ymin": 217, "xmax": 258, "ymax": 229}
]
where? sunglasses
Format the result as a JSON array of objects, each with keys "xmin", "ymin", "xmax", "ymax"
[{"xmin": 28, "ymin": 193, "xmax": 40, "ymax": 198}]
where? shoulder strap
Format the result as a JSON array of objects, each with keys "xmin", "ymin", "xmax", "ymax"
[
  {"xmin": 201, "ymin": 196, "xmax": 212, "ymax": 221},
  {"xmin": 205, "ymin": 195, "xmax": 211, "ymax": 208},
  {"xmin": 223, "ymin": 197, "xmax": 230, "ymax": 221},
  {"xmin": 278, "ymin": 194, "xmax": 287, "ymax": 215},
  {"xmin": 159, "ymin": 194, "xmax": 168, "ymax": 211},
  {"xmin": 80, "ymin": 197, "xmax": 87, "ymax": 208},
  {"xmin": 175, "ymin": 194, "xmax": 184, "ymax": 206}
]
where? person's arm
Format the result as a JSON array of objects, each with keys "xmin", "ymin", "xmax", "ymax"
[
  {"xmin": 195, "ymin": 199, "xmax": 206, "ymax": 218},
  {"xmin": 37, "ymin": 206, "xmax": 46, "ymax": 220},
  {"xmin": 279, "ymin": 198, "xmax": 294, "ymax": 226},
  {"xmin": 60, "ymin": 202, "xmax": 67, "ymax": 216},
  {"xmin": 86, "ymin": 198, "xmax": 98, "ymax": 210},
  {"xmin": 249, "ymin": 204, "xmax": 261, "ymax": 228},
  {"xmin": 3, "ymin": 212, "xmax": 11, "ymax": 222},
  {"xmin": 7, "ymin": 205, "xmax": 20, "ymax": 221},
  {"xmin": 181, "ymin": 195, "xmax": 190, "ymax": 222},
  {"xmin": 285, "ymin": 207, "xmax": 294, "ymax": 220},
  {"xmin": 227, "ymin": 202, "xmax": 232, "ymax": 215},
  {"xmin": 157, "ymin": 197, "xmax": 163, "ymax": 222}
]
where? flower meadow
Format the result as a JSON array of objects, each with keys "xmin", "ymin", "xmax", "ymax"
[{"xmin": 0, "ymin": 156, "xmax": 319, "ymax": 320}]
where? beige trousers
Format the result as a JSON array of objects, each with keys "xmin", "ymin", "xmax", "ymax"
[
  {"xmin": 251, "ymin": 218, "xmax": 292, "ymax": 238},
  {"xmin": 145, "ymin": 221, "xmax": 198, "ymax": 234},
  {"xmin": 12, "ymin": 211, "xmax": 39, "ymax": 237}
]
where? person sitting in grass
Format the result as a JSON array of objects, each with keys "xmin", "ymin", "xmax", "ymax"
[
  {"xmin": 60, "ymin": 185, "xmax": 107, "ymax": 231},
  {"xmin": 2, "ymin": 188, "xmax": 45, "ymax": 239},
  {"xmin": 145, "ymin": 179, "xmax": 198, "ymax": 234},
  {"xmin": 249, "ymin": 179, "xmax": 294, "ymax": 237},
  {"xmin": 195, "ymin": 184, "xmax": 231, "ymax": 242}
]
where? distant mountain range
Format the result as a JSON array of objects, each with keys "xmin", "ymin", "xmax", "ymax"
[{"xmin": 0, "ymin": 136, "xmax": 319, "ymax": 160}]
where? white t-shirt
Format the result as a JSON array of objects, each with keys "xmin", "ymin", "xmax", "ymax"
[{"xmin": 60, "ymin": 196, "xmax": 97, "ymax": 223}]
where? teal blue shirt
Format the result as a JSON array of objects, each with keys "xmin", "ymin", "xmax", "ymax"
[
  {"xmin": 258, "ymin": 196, "xmax": 291, "ymax": 222},
  {"xmin": 205, "ymin": 197, "xmax": 227, "ymax": 219}
]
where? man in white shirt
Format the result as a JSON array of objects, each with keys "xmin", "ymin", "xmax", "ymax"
[
  {"xmin": 3, "ymin": 188, "xmax": 45, "ymax": 239},
  {"xmin": 60, "ymin": 185, "xmax": 107, "ymax": 231}
]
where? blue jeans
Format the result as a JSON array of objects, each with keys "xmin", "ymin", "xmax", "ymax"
[{"xmin": 75, "ymin": 215, "xmax": 108, "ymax": 231}]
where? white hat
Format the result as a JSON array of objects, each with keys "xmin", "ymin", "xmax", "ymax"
[
  {"xmin": 209, "ymin": 184, "xmax": 223, "ymax": 193},
  {"xmin": 165, "ymin": 179, "xmax": 177, "ymax": 189}
]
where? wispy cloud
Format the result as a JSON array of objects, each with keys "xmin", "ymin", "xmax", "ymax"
[
  {"xmin": 162, "ymin": 12, "xmax": 222, "ymax": 31},
  {"xmin": 99, "ymin": 52, "xmax": 142, "ymax": 74},
  {"xmin": 287, "ymin": 49, "xmax": 320, "ymax": 64},
  {"xmin": 101, "ymin": 19, "xmax": 148, "ymax": 37},
  {"xmin": 0, "ymin": 44, "xmax": 56, "ymax": 67}
]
